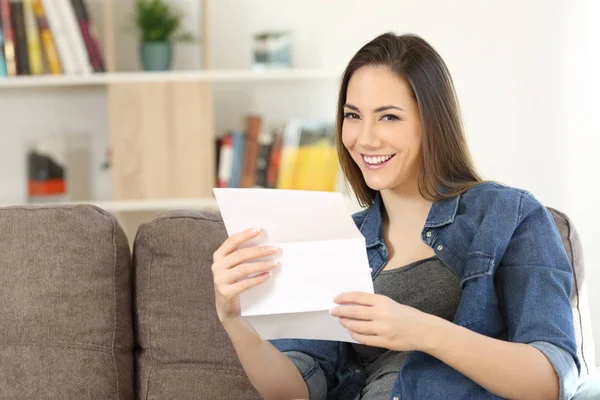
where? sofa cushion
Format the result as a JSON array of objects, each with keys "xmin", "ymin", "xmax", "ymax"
[
  {"xmin": 0, "ymin": 205, "xmax": 134, "ymax": 399},
  {"xmin": 133, "ymin": 211, "xmax": 260, "ymax": 400},
  {"xmin": 548, "ymin": 208, "xmax": 597, "ymax": 375}
]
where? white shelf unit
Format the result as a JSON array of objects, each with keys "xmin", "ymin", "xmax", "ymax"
[
  {"xmin": 0, "ymin": 0, "xmax": 344, "ymax": 233},
  {"xmin": 0, "ymin": 69, "xmax": 341, "ymax": 89}
]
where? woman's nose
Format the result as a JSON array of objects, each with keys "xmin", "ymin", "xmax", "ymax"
[{"xmin": 358, "ymin": 122, "xmax": 381, "ymax": 148}]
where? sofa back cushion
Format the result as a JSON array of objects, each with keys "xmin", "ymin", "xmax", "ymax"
[
  {"xmin": 133, "ymin": 211, "xmax": 260, "ymax": 400},
  {"xmin": 548, "ymin": 208, "xmax": 596, "ymax": 375},
  {"xmin": 0, "ymin": 205, "xmax": 134, "ymax": 399}
]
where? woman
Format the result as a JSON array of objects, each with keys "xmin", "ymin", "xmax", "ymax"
[{"xmin": 211, "ymin": 33, "xmax": 598, "ymax": 399}]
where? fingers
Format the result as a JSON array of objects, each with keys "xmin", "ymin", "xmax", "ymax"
[
  {"xmin": 330, "ymin": 305, "xmax": 373, "ymax": 321},
  {"xmin": 213, "ymin": 244, "xmax": 278, "ymax": 273},
  {"xmin": 338, "ymin": 318, "xmax": 380, "ymax": 335},
  {"xmin": 213, "ymin": 227, "xmax": 261, "ymax": 261},
  {"xmin": 334, "ymin": 291, "xmax": 380, "ymax": 306},
  {"xmin": 215, "ymin": 260, "xmax": 278, "ymax": 285},
  {"xmin": 221, "ymin": 272, "xmax": 272, "ymax": 299}
]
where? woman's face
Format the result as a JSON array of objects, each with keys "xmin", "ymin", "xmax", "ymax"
[{"xmin": 342, "ymin": 66, "xmax": 423, "ymax": 193}]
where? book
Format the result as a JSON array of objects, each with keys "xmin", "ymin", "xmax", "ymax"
[
  {"xmin": 229, "ymin": 131, "xmax": 245, "ymax": 188},
  {"xmin": 1, "ymin": 0, "xmax": 16, "ymax": 76},
  {"xmin": 11, "ymin": 0, "xmax": 29, "ymax": 75},
  {"xmin": 240, "ymin": 115, "xmax": 262, "ymax": 188},
  {"xmin": 254, "ymin": 132, "xmax": 273, "ymax": 188},
  {"xmin": 70, "ymin": 0, "xmax": 103, "ymax": 72},
  {"xmin": 54, "ymin": 0, "xmax": 90, "ymax": 74},
  {"xmin": 217, "ymin": 134, "xmax": 234, "ymax": 188},
  {"xmin": 266, "ymin": 133, "xmax": 282, "ymax": 188},
  {"xmin": 0, "ymin": 5, "xmax": 7, "ymax": 76},
  {"xmin": 41, "ymin": 0, "xmax": 77, "ymax": 74},
  {"xmin": 32, "ymin": 0, "xmax": 61, "ymax": 74},
  {"xmin": 22, "ymin": 0, "xmax": 42, "ymax": 74}
]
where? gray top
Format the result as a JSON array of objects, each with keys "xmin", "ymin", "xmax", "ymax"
[{"xmin": 352, "ymin": 256, "xmax": 462, "ymax": 400}]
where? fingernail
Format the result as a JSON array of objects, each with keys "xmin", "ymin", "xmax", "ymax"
[
  {"xmin": 251, "ymin": 227, "xmax": 261, "ymax": 234},
  {"xmin": 266, "ymin": 260, "xmax": 276, "ymax": 267},
  {"xmin": 329, "ymin": 307, "xmax": 336, "ymax": 315},
  {"xmin": 267, "ymin": 245, "xmax": 278, "ymax": 253}
]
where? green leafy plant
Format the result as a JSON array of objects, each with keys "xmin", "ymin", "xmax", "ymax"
[{"xmin": 134, "ymin": 0, "xmax": 195, "ymax": 42}]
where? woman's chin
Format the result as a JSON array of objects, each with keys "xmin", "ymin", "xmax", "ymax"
[{"xmin": 364, "ymin": 176, "xmax": 396, "ymax": 192}]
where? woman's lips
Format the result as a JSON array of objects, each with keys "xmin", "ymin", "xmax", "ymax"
[{"xmin": 361, "ymin": 153, "xmax": 396, "ymax": 170}]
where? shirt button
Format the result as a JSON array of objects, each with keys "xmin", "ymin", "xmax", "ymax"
[
  {"xmin": 393, "ymin": 397, "xmax": 399, "ymax": 400},
  {"xmin": 369, "ymin": 267, "xmax": 373, "ymax": 273},
  {"xmin": 437, "ymin": 245, "xmax": 444, "ymax": 251},
  {"xmin": 425, "ymin": 231, "xmax": 432, "ymax": 238}
]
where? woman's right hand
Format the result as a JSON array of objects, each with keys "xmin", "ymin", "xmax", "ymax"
[{"xmin": 211, "ymin": 227, "xmax": 279, "ymax": 323}]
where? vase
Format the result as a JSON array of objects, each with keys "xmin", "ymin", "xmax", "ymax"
[{"xmin": 140, "ymin": 41, "xmax": 173, "ymax": 71}]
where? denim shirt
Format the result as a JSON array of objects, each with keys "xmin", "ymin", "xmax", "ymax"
[{"xmin": 272, "ymin": 182, "xmax": 580, "ymax": 400}]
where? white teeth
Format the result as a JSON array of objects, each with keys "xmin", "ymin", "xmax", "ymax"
[{"xmin": 364, "ymin": 154, "xmax": 393, "ymax": 165}]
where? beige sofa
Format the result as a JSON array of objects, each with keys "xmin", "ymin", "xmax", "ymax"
[{"xmin": 0, "ymin": 204, "xmax": 596, "ymax": 399}]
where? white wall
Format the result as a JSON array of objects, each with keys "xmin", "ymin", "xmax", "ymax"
[
  {"xmin": 207, "ymin": 0, "xmax": 600, "ymax": 366},
  {"xmin": 560, "ymin": 0, "xmax": 600, "ymax": 368}
]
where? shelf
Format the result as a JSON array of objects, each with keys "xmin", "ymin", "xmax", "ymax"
[{"xmin": 0, "ymin": 69, "xmax": 341, "ymax": 89}]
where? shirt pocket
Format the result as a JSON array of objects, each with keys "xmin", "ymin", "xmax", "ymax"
[{"xmin": 454, "ymin": 252, "xmax": 495, "ymax": 328}]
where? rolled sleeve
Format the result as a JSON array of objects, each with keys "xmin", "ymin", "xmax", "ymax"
[
  {"xmin": 271, "ymin": 338, "xmax": 341, "ymax": 398},
  {"xmin": 284, "ymin": 351, "xmax": 328, "ymax": 400},
  {"xmin": 531, "ymin": 341, "xmax": 580, "ymax": 400}
]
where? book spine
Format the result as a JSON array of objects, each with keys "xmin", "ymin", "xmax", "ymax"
[
  {"xmin": 22, "ymin": 0, "xmax": 42, "ymax": 74},
  {"xmin": 11, "ymin": 0, "xmax": 29, "ymax": 75},
  {"xmin": 240, "ymin": 115, "xmax": 262, "ymax": 188},
  {"xmin": 55, "ymin": 0, "xmax": 90, "ymax": 74},
  {"xmin": 254, "ymin": 133, "xmax": 273, "ymax": 188},
  {"xmin": 1, "ymin": 0, "xmax": 16, "ymax": 76},
  {"xmin": 70, "ymin": 0, "xmax": 103, "ymax": 72},
  {"xmin": 32, "ymin": 0, "xmax": 61, "ymax": 74},
  {"xmin": 0, "ymin": 7, "xmax": 7, "ymax": 76},
  {"xmin": 229, "ymin": 131, "xmax": 245, "ymax": 188},
  {"xmin": 217, "ymin": 134, "xmax": 233, "ymax": 188},
  {"xmin": 267, "ymin": 133, "xmax": 282, "ymax": 188},
  {"xmin": 40, "ymin": 0, "xmax": 77, "ymax": 74}
]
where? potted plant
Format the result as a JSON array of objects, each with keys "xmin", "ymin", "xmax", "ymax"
[{"xmin": 133, "ymin": 0, "xmax": 194, "ymax": 71}]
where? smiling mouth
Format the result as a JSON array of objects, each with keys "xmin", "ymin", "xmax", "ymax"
[{"xmin": 361, "ymin": 154, "xmax": 396, "ymax": 166}]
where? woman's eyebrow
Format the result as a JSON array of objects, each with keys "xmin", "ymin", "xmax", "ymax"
[
  {"xmin": 374, "ymin": 105, "xmax": 404, "ymax": 112},
  {"xmin": 343, "ymin": 103, "xmax": 404, "ymax": 112}
]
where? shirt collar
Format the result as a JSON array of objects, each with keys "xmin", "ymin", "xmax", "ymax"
[{"xmin": 358, "ymin": 191, "xmax": 461, "ymax": 248}]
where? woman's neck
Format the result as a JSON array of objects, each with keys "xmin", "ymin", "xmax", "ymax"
[{"xmin": 380, "ymin": 185, "xmax": 433, "ymax": 230}]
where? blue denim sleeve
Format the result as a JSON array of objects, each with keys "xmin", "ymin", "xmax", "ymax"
[
  {"xmin": 530, "ymin": 341, "xmax": 580, "ymax": 400},
  {"xmin": 284, "ymin": 351, "xmax": 328, "ymax": 400},
  {"xmin": 270, "ymin": 338, "xmax": 340, "ymax": 397},
  {"xmin": 497, "ymin": 191, "xmax": 581, "ymax": 398}
]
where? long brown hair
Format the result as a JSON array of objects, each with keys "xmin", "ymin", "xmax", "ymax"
[{"xmin": 336, "ymin": 32, "xmax": 482, "ymax": 207}]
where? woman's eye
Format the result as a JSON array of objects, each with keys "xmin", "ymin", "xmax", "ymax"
[
  {"xmin": 381, "ymin": 114, "xmax": 400, "ymax": 121},
  {"xmin": 344, "ymin": 112, "xmax": 360, "ymax": 120}
]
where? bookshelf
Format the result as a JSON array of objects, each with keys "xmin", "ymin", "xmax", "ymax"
[{"xmin": 0, "ymin": 0, "xmax": 342, "ymax": 217}]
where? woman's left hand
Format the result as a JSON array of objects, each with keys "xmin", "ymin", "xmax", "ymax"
[{"xmin": 331, "ymin": 291, "xmax": 436, "ymax": 352}]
